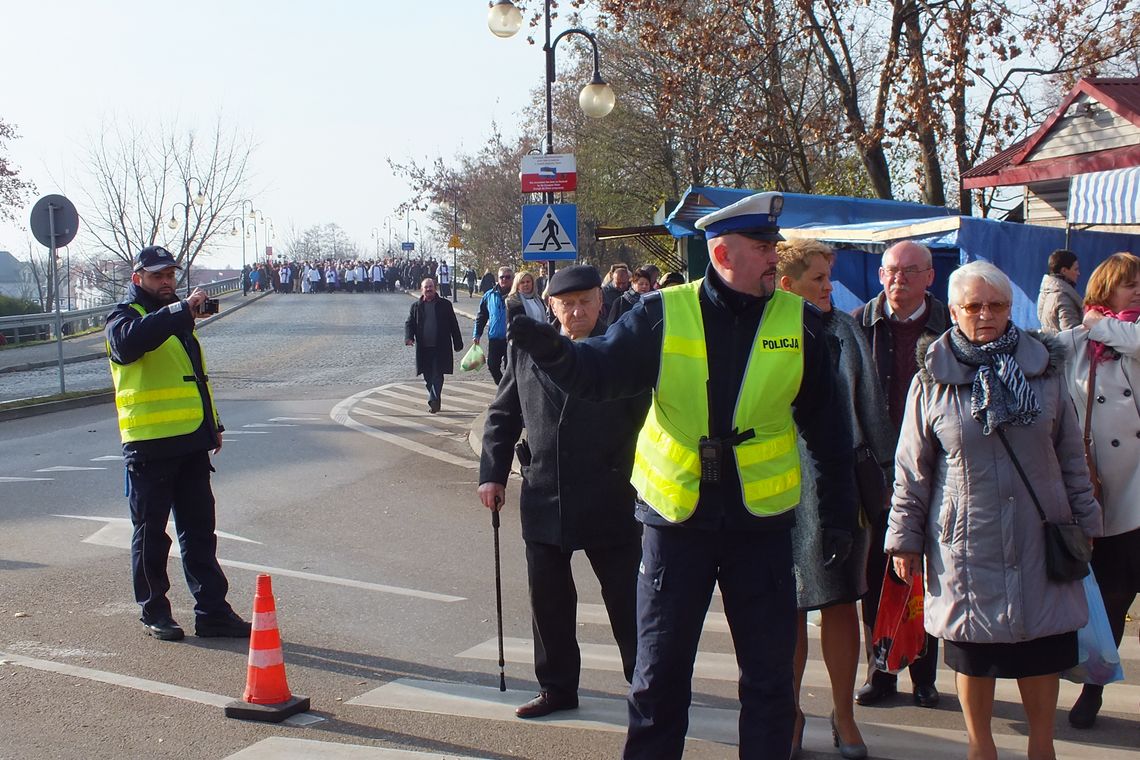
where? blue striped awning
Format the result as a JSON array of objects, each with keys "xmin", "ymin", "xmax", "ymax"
[{"xmin": 1068, "ymin": 167, "xmax": 1140, "ymax": 225}]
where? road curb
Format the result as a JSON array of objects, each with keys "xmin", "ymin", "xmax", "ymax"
[{"xmin": 0, "ymin": 389, "xmax": 115, "ymax": 421}]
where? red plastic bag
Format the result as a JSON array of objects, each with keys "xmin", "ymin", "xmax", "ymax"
[{"xmin": 871, "ymin": 560, "xmax": 927, "ymax": 674}]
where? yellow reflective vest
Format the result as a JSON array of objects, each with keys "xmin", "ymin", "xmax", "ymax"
[
  {"xmin": 108, "ymin": 303, "xmax": 215, "ymax": 443},
  {"xmin": 630, "ymin": 281, "xmax": 804, "ymax": 522}
]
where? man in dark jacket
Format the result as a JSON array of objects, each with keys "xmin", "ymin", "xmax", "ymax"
[
  {"xmin": 105, "ymin": 246, "xmax": 251, "ymax": 642},
  {"xmin": 851, "ymin": 240, "xmax": 950, "ymax": 709},
  {"xmin": 405, "ymin": 278, "xmax": 464, "ymax": 413},
  {"xmin": 479, "ymin": 265, "xmax": 650, "ymax": 720},
  {"xmin": 509, "ymin": 194, "xmax": 855, "ymax": 759}
]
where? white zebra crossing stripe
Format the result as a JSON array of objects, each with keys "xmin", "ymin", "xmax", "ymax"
[{"xmin": 224, "ymin": 737, "xmax": 494, "ymax": 759}]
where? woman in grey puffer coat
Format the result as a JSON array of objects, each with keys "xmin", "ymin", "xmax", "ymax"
[{"xmin": 887, "ymin": 261, "xmax": 1101, "ymax": 760}]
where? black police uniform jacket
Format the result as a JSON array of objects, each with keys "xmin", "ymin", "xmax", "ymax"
[
  {"xmin": 528, "ymin": 265, "xmax": 856, "ymax": 534},
  {"xmin": 405, "ymin": 296, "xmax": 464, "ymax": 376},
  {"xmin": 480, "ymin": 320, "xmax": 651, "ymax": 551},
  {"xmin": 104, "ymin": 283, "xmax": 222, "ymax": 466}
]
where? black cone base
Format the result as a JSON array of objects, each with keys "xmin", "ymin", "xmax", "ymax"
[{"xmin": 224, "ymin": 695, "xmax": 311, "ymax": 723}]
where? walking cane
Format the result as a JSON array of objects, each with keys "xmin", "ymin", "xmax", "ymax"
[{"xmin": 492, "ymin": 495, "xmax": 507, "ymax": 691}]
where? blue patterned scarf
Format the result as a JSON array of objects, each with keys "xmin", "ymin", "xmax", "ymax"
[{"xmin": 948, "ymin": 324, "xmax": 1040, "ymax": 435}]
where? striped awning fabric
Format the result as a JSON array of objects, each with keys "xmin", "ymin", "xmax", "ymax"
[{"xmin": 1068, "ymin": 167, "xmax": 1140, "ymax": 225}]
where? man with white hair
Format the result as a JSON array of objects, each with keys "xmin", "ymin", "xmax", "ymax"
[{"xmin": 852, "ymin": 240, "xmax": 950, "ymax": 708}]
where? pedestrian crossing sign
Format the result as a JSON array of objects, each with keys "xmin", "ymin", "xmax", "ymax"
[{"xmin": 522, "ymin": 204, "xmax": 577, "ymax": 261}]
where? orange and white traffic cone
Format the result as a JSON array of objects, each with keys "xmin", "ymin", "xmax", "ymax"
[{"xmin": 224, "ymin": 574, "xmax": 311, "ymax": 722}]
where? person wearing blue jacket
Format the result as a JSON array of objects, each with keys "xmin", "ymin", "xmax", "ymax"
[
  {"xmin": 473, "ymin": 266, "xmax": 513, "ymax": 384},
  {"xmin": 105, "ymin": 246, "xmax": 251, "ymax": 643}
]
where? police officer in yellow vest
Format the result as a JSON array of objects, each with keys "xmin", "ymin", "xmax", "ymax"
[
  {"xmin": 509, "ymin": 192, "xmax": 856, "ymax": 760},
  {"xmin": 105, "ymin": 246, "xmax": 251, "ymax": 642}
]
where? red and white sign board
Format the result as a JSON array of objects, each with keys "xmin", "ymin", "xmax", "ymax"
[{"xmin": 521, "ymin": 153, "xmax": 577, "ymax": 193}]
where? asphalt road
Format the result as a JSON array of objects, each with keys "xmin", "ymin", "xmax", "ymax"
[{"xmin": 1, "ymin": 292, "xmax": 1137, "ymax": 759}]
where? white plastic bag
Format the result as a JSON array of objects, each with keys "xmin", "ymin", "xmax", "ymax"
[{"xmin": 460, "ymin": 342, "xmax": 486, "ymax": 372}]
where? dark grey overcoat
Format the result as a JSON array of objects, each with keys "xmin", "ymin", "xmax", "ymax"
[
  {"xmin": 480, "ymin": 324, "xmax": 650, "ymax": 551},
  {"xmin": 405, "ymin": 296, "xmax": 463, "ymax": 376}
]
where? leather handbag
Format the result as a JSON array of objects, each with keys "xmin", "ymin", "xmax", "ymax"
[{"xmin": 996, "ymin": 428, "xmax": 1091, "ymax": 583}]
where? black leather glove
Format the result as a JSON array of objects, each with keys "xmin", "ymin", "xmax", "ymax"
[
  {"xmin": 822, "ymin": 528, "xmax": 853, "ymax": 570},
  {"xmin": 508, "ymin": 315, "xmax": 564, "ymax": 363}
]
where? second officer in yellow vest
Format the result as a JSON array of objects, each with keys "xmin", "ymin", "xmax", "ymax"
[
  {"xmin": 106, "ymin": 246, "xmax": 251, "ymax": 643},
  {"xmin": 508, "ymin": 192, "xmax": 856, "ymax": 760}
]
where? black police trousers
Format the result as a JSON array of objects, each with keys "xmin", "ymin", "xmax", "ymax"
[{"xmin": 127, "ymin": 450, "xmax": 232, "ymax": 623}]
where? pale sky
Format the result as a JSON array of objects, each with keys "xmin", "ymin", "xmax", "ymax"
[{"xmin": 1, "ymin": 0, "xmax": 550, "ymax": 270}]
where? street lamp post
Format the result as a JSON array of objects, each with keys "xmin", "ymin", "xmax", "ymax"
[
  {"xmin": 382, "ymin": 215, "xmax": 394, "ymax": 256},
  {"xmin": 232, "ymin": 200, "xmax": 256, "ymax": 295},
  {"xmin": 407, "ymin": 217, "xmax": 421, "ymax": 262},
  {"xmin": 370, "ymin": 226, "xmax": 380, "ymax": 258},
  {"xmin": 182, "ymin": 177, "xmax": 205, "ymax": 295},
  {"xmin": 489, "ymin": 0, "xmax": 616, "ymax": 281}
]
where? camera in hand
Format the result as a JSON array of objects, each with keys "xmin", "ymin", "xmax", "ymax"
[{"xmin": 200, "ymin": 298, "xmax": 220, "ymax": 315}]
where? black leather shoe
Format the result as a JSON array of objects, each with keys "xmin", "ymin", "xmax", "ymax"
[
  {"xmin": 515, "ymin": 691, "xmax": 578, "ymax": 719},
  {"xmin": 913, "ymin": 684, "xmax": 941, "ymax": 708},
  {"xmin": 854, "ymin": 680, "xmax": 897, "ymax": 706},
  {"xmin": 428, "ymin": 399, "xmax": 441, "ymax": 414},
  {"xmin": 194, "ymin": 611, "xmax": 252, "ymax": 638},
  {"xmin": 1068, "ymin": 685, "xmax": 1103, "ymax": 729},
  {"xmin": 142, "ymin": 618, "xmax": 184, "ymax": 641}
]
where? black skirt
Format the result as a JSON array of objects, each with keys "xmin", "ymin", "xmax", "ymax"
[{"xmin": 944, "ymin": 631, "xmax": 1078, "ymax": 679}]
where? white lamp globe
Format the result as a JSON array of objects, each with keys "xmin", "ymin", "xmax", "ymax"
[{"xmin": 488, "ymin": 0, "xmax": 523, "ymax": 39}]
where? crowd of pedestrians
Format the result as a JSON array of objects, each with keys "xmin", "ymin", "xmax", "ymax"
[
  {"xmin": 239, "ymin": 257, "xmax": 462, "ymax": 296},
  {"xmin": 469, "ymin": 192, "xmax": 1137, "ymax": 760}
]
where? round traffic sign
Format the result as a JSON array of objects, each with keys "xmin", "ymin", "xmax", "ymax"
[{"xmin": 29, "ymin": 194, "xmax": 80, "ymax": 249}]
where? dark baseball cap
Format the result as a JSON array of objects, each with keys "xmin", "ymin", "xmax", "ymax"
[{"xmin": 134, "ymin": 246, "xmax": 182, "ymax": 272}]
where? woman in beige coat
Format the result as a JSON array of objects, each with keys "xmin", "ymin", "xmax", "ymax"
[
  {"xmin": 887, "ymin": 261, "xmax": 1101, "ymax": 760},
  {"xmin": 1056, "ymin": 252, "xmax": 1140, "ymax": 729}
]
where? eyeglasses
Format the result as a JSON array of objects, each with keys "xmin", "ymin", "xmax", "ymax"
[
  {"xmin": 957, "ymin": 301, "xmax": 1011, "ymax": 316},
  {"xmin": 882, "ymin": 266, "xmax": 932, "ymax": 278},
  {"xmin": 499, "ymin": 275, "xmax": 514, "ymax": 280}
]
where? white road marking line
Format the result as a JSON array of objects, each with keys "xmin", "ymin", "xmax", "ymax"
[
  {"xmin": 90, "ymin": 455, "xmax": 123, "ymax": 461},
  {"xmin": 53, "ymin": 515, "xmax": 460, "ymax": 602},
  {"xmin": 458, "ymin": 636, "xmax": 740, "ymax": 681},
  {"xmin": 331, "ymin": 388, "xmax": 477, "ymax": 470},
  {"xmin": 348, "ymin": 678, "xmax": 735, "ymax": 744},
  {"xmin": 243, "ymin": 423, "xmax": 298, "ymax": 428},
  {"xmin": 218, "ymin": 559, "xmax": 464, "ymax": 603},
  {"xmin": 225, "ymin": 738, "xmax": 488, "ymax": 759},
  {"xmin": 268, "ymin": 417, "xmax": 322, "ymax": 421},
  {"xmin": 443, "ymin": 382, "xmax": 497, "ymax": 401},
  {"xmin": 0, "ymin": 650, "xmax": 322, "ymax": 727},
  {"xmin": 0, "ymin": 476, "xmax": 54, "ymax": 482},
  {"xmin": 577, "ymin": 603, "xmax": 730, "ymax": 634},
  {"xmin": 34, "ymin": 466, "xmax": 107, "ymax": 472},
  {"xmin": 347, "ymin": 678, "xmax": 1138, "ymax": 759},
  {"xmin": 367, "ymin": 388, "xmax": 480, "ymax": 419},
  {"xmin": 56, "ymin": 515, "xmax": 261, "ymax": 547},
  {"xmin": 353, "ymin": 407, "xmax": 455, "ymax": 437},
  {"xmin": 220, "ymin": 430, "xmax": 270, "ymax": 435}
]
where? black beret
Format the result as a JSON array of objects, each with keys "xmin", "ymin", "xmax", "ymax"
[{"xmin": 547, "ymin": 264, "xmax": 601, "ymax": 297}]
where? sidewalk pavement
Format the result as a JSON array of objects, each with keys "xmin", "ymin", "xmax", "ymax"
[{"xmin": 0, "ymin": 289, "xmax": 270, "ymax": 374}]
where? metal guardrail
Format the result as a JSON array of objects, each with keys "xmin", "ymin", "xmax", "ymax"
[{"xmin": 0, "ymin": 277, "xmax": 239, "ymax": 345}]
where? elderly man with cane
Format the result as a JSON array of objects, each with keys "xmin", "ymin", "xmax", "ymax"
[{"xmin": 478, "ymin": 265, "xmax": 651, "ymax": 719}]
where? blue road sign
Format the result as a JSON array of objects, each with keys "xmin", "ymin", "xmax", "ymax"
[
  {"xmin": 401, "ymin": 241, "xmax": 415, "ymax": 252},
  {"xmin": 522, "ymin": 204, "xmax": 576, "ymax": 261}
]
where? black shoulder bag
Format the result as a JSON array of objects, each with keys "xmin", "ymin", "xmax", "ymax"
[{"xmin": 995, "ymin": 428, "xmax": 1091, "ymax": 583}]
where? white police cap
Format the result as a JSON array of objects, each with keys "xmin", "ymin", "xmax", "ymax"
[{"xmin": 694, "ymin": 191, "xmax": 785, "ymax": 241}]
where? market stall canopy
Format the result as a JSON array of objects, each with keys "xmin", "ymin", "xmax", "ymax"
[
  {"xmin": 662, "ymin": 186, "xmax": 956, "ymax": 238},
  {"xmin": 1068, "ymin": 167, "xmax": 1140, "ymax": 225}
]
